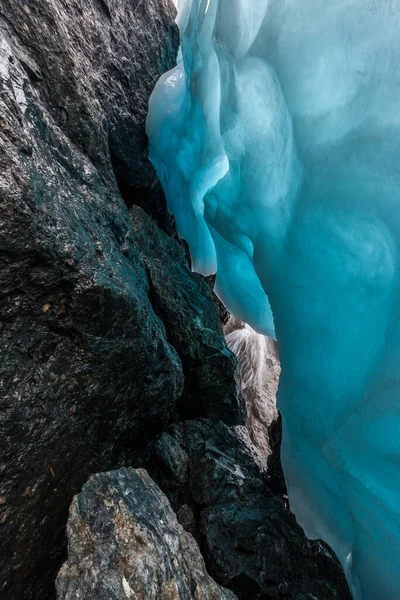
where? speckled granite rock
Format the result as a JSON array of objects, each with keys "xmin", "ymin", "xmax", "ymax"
[{"xmin": 56, "ymin": 468, "xmax": 238, "ymax": 600}]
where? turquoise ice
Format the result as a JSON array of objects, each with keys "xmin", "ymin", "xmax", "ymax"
[{"xmin": 146, "ymin": 1, "xmax": 400, "ymax": 597}]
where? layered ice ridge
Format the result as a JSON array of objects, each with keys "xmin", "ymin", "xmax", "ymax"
[{"xmin": 147, "ymin": 1, "xmax": 400, "ymax": 598}]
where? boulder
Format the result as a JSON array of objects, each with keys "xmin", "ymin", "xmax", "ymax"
[{"xmin": 56, "ymin": 468, "xmax": 238, "ymax": 600}]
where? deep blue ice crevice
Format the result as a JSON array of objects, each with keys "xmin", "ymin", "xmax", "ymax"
[{"xmin": 147, "ymin": 1, "xmax": 400, "ymax": 598}]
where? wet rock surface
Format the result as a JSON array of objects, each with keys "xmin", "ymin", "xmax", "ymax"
[
  {"xmin": 56, "ymin": 468, "xmax": 237, "ymax": 600},
  {"xmin": 0, "ymin": 0, "xmax": 179, "ymax": 225},
  {"xmin": 142, "ymin": 419, "xmax": 352, "ymax": 600},
  {"xmin": 0, "ymin": 1, "xmax": 185, "ymax": 597},
  {"xmin": 132, "ymin": 207, "xmax": 244, "ymax": 426}
]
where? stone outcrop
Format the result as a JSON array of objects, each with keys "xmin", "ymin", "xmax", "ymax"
[
  {"xmin": 223, "ymin": 317, "xmax": 287, "ymax": 494},
  {"xmin": 56, "ymin": 468, "xmax": 237, "ymax": 600},
  {"xmin": 225, "ymin": 318, "xmax": 280, "ymax": 459},
  {"xmin": 142, "ymin": 419, "xmax": 352, "ymax": 600},
  {"xmin": 132, "ymin": 207, "xmax": 244, "ymax": 425},
  {"xmin": 0, "ymin": 1, "xmax": 239, "ymax": 597}
]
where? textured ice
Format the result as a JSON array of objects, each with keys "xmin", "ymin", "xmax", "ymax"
[{"xmin": 147, "ymin": 1, "xmax": 400, "ymax": 598}]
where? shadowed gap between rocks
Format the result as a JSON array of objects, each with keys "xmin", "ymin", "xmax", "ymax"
[{"xmin": 109, "ymin": 143, "xmax": 178, "ymax": 237}]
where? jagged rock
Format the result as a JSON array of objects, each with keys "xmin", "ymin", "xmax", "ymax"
[
  {"xmin": 56, "ymin": 468, "xmax": 238, "ymax": 600},
  {"xmin": 267, "ymin": 413, "xmax": 287, "ymax": 496},
  {"xmin": 203, "ymin": 275, "xmax": 230, "ymax": 326},
  {"xmin": 223, "ymin": 316, "xmax": 286, "ymax": 492},
  {"xmin": 0, "ymin": 1, "xmax": 185, "ymax": 598},
  {"xmin": 224, "ymin": 317, "xmax": 280, "ymax": 460},
  {"xmin": 132, "ymin": 206, "xmax": 245, "ymax": 425},
  {"xmin": 142, "ymin": 419, "xmax": 352, "ymax": 600}
]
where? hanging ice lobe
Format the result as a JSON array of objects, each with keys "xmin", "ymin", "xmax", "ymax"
[{"xmin": 146, "ymin": 1, "xmax": 400, "ymax": 597}]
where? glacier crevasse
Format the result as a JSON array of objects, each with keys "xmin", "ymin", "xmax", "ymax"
[{"xmin": 146, "ymin": 1, "xmax": 400, "ymax": 597}]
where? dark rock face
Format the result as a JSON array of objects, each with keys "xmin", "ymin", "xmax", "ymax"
[
  {"xmin": 142, "ymin": 419, "xmax": 352, "ymax": 600},
  {"xmin": 0, "ymin": 0, "xmax": 179, "ymax": 225},
  {"xmin": 56, "ymin": 468, "xmax": 238, "ymax": 600},
  {"xmin": 0, "ymin": 1, "xmax": 189, "ymax": 598},
  {"xmin": 267, "ymin": 413, "xmax": 287, "ymax": 496},
  {"xmin": 132, "ymin": 206, "xmax": 244, "ymax": 425},
  {"xmin": 203, "ymin": 275, "xmax": 230, "ymax": 326}
]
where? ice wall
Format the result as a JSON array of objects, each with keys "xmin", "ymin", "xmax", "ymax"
[{"xmin": 146, "ymin": 1, "xmax": 400, "ymax": 598}]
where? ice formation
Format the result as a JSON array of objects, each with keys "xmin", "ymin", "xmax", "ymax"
[{"xmin": 146, "ymin": 1, "xmax": 400, "ymax": 598}]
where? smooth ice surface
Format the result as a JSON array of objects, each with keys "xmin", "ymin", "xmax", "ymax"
[{"xmin": 147, "ymin": 1, "xmax": 400, "ymax": 598}]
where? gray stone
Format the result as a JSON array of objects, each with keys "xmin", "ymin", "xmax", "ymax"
[{"xmin": 56, "ymin": 468, "xmax": 238, "ymax": 600}]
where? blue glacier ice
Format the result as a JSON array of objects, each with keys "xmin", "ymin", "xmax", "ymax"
[{"xmin": 146, "ymin": 1, "xmax": 400, "ymax": 597}]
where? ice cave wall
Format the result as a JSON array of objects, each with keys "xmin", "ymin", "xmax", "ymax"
[{"xmin": 147, "ymin": 1, "xmax": 400, "ymax": 598}]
